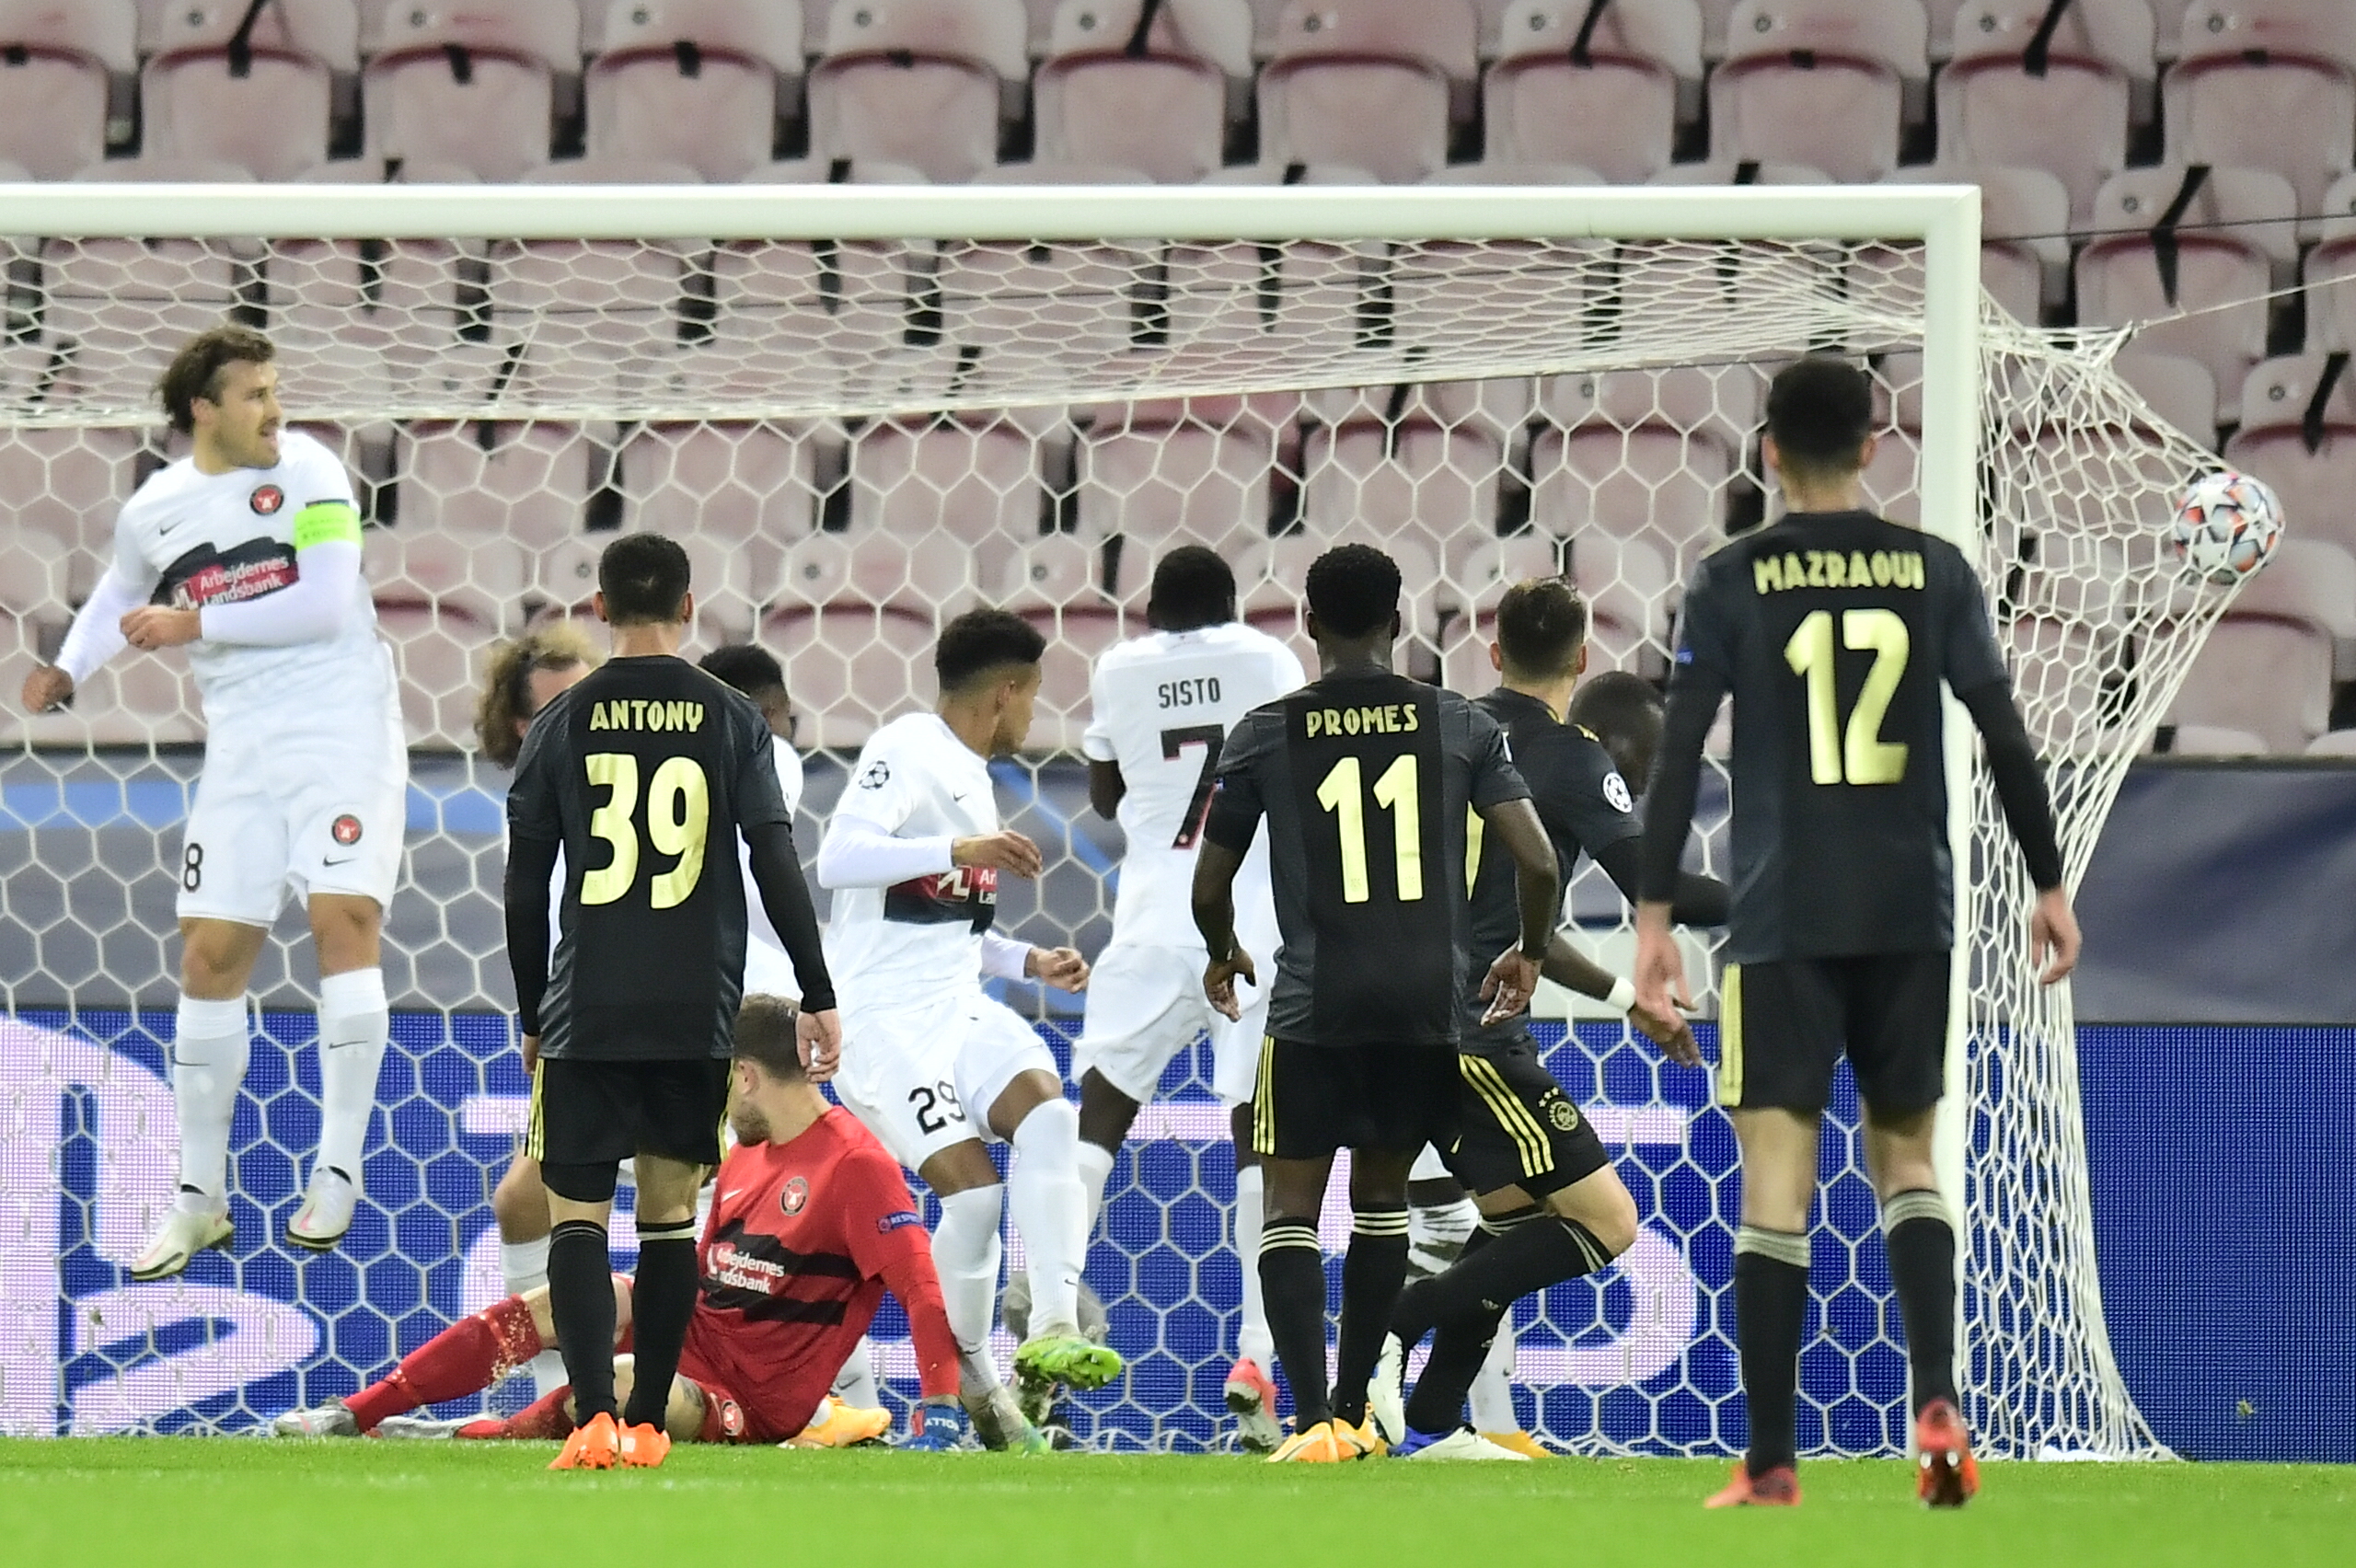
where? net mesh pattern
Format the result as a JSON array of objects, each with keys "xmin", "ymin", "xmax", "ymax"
[{"xmin": 0, "ymin": 223, "xmax": 2210, "ymax": 1456}]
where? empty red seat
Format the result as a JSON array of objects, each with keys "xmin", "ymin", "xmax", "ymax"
[
  {"xmin": 1035, "ymin": 0, "xmax": 1253, "ymax": 182},
  {"xmin": 2165, "ymin": 1, "xmax": 2356, "ymax": 231},
  {"xmin": 585, "ymin": 0, "xmax": 803, "ymax": 182},
  {"xmin": 1859, "ymin": 161, "xmax": 2071, "ymax": 326},
  {"xmin": 1077, "ymin": 394, "xmax": 1299, "ymax": 582},
  {"xmin": 367, "ymin": 527, "xmax": 523, "ymax": 747},
  {"xmin": 844, "ymin": 408, "xmax": 1057, "ymax": 590},
  {"xmin": 0, "ymin": 427, "xmax": 142, "ymax": 598},
  {"xmin": 1170, "ymin": 166, "xmax": 1384, "ymax": 365},
  {"xmin": 2172, "ymin": 537, "xmax": 2356, "ymax": 754},
  {"xmin": 0, "ymin": 0, "xmax": 133, "ymax": 179},
  {"xmin": 2226, "ymin": 353, "xmax": 2356, "ymax": 560},
  {"xmin": 998, "ymin": 535, "xmax": 1126, "ymax": 747},
  {"xmin": 761, "ymin": 532, "xmax": 953, "ymax": 750},
  {"xmin": 1710, "ymin": 0, "xmax": 1924, "ymax": 183},
  {"xmin": 491, "ymin": 157, "xmax": 699, "ymax": 403},
  {"xmin": 2297, "ymin": 172, "xmax": 2356, "ymax": 353},
  {"xmin": 807, "ymin": 0, "xmax": 1029, "ymax": 183},
  {"xmin": 1483, "ymin": 0, "xmax": 1700, "ymax": 182},
  {"xmin": 1259, "ymin": 0, "xmax": 1478, "ymax": 183},
  {"xmin": 363, "ymin": 0, "xmax": 576, "ymax": 182},
  {"xmin": 1299, "ymin": 379, "xmax": 1532, "ymax": 582},
  {"xmin": 395, "ymin": 421, "xmax": 595, "ymax": 551},
  {"xmin": 620, "ymin": 421, "xmax": 822, "ymax": 548},
  {"xmin": 42, "ymin": 168, "xmax": 250, "ymax": 411},
  {"xmin": 142, "ymin": 0, "xmax": 355, "ymax": 179},
  {"xmin": 1939, "ymin": 0, "xmax": 2154, "ymax": 229},
  {"xmin": 935, "ymin": 202, "xmax": 1156, "ymax": 394}
]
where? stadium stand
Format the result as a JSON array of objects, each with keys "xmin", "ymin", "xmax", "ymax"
[
  {"xmin": 361, "ymin": 0, "xmax": 579, "ymax": 181},
  {"xmin": 2165, "ymin": 1, "xmax": 2356, "ymax": 231},
  {"xmin": 1709, "ymin": 0, "xmax": 1926, "ymax": 183},
  {"xmin": 1480, "ymin": 0, "xmax": 1702, "ymax": 183},
  {"xmin": 583, "ymin": 0, "xmax": 803, "ymax": 181},
  {"xmin": 0, "ymin": 0, "xmax": 134, "ymax": 179},
  {"xmin": 805, "ymin": 0, "xmax": 1030, "ymax": 183},
  {"xmin": 1257, "ymin": 0, "xmax": 1478, "ymax": 183},
  {"xmin": 1938, "ymin": 0, "xmax": 2154, "ymax": 230},
  {"xmin": 1034, "ymin": 0, "xmax": 1253, "ymax": 183}
]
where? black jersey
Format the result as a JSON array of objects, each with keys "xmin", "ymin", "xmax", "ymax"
[
  {"xmin": 1653, "ymin": 511, "xmax": 2009, "ymax": 963},
  {"xmin": 1204, "ymin": 669, "xmax": 1529, "ymax": 1048},
  {"xmin": 1461, "ymin": 688, "xmax": 1644, "ymax": 1054},
  {"xmin": 507, "ymin": 655, "xmax": 792, "ymax": 1062}
]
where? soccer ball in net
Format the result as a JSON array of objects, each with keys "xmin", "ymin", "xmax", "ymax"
[{"xmin": 2170, "ymin": 472, "xmax": 2285, "ymax": 585}]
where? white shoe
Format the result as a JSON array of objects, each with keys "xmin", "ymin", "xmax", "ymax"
[
  {"xmin": 1397, "ymin": 1427, "xmax": 1533, "ymax": 1462},
  {"xmin": 130, "ymin": 1203, "xmax": 233, "ymax": 1281},
  {"xmin": 375, "ymin": 1415, "xmax": 477, "ymax": 1440},
  {"xmin": 288, "ymin": 1169, "xmax": 358, "ymax": 1251},
  {"xmin": 273, "ymin": 1401, "xmax": 359, "ymax": 1437},
  {"xmin": 1369, "ymin": 1332, "xmax": 1407, "ymax": 1447}
]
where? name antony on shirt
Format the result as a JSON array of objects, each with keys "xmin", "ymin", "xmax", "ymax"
[
  {"xmin": 585, "ymin": 698, "xmax": 706, "ymax": 734},
  {"xmin": 1751, "ymin": 548, "xmax": 1926, "ymax": 595}
]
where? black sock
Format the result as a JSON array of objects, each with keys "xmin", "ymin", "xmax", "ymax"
[
  {"xmin": 1398, "ymin": 1212, "xmax": 1611, "ymax": 1434},
  {"xmin": 1258, "ymin": 1217, "xmax": 1332, "ymax": 1429},
  {"xmin": 620, "ymin": 1218, "xmax": 699, "ymax": 1430},
  {"xmin": 1330, "ymin": 1205, "xmax": 1409, "ymax": 1426},
  {"xmin": 548, "ymin": 1218, "xmax": 617, "ymax": 1424},
  {"xmin": 1881, "ymin": 1190, "xmax": 1959, "ymax": 1415},
  {"xmin": 1734, "ymin": 1227, "xmax": 1810, "ymax": 1477}
]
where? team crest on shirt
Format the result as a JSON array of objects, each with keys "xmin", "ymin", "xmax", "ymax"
[
  {"xmin": 779, "ymin": 1175, "xmax": 810, "ymax": 1216},
  {"xmin": 249, "ymin": 484, "xmax": 284, "ymax": 515},
  {"xmin": 330, "ymin": 814, "xmax": 363, "ymax": 846},
  {"xmin": 1603, "ymin": 772, "xmax": 1634, "ymax": 813},
  {"xmin": 712, "ymin": 1396, "xmax": 745, "ymax": 1439},
  {"xmin": 1547, "ymin": 1098, "xmax": 1580, "ymax": 1133},
  {"xmin": 856, "ymin": 759, "xmax": 891, "ymax": 790}
]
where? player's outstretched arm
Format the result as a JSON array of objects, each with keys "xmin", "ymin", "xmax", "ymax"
[
  {"xmin": 1477, "ymin": 797, "xmax": 1559, "ymax": 1023},
  {"xmin": 1957, "ymin": 681, "xmax": 2079, "ymax": 985},
  {"xmin": 1191, "ymin": 837, "xmax": 1255, "ymax": 1021},
  {"xmin": 1542, "ymin": 933, "xmax": 1703, "ymax": 1066},
  {"xmin": 1590, "ymin": 837, "xmax": 1729, "ymax": 927},
  {"xmin": 1633, "ymin": 668, "xmax": 1719, "ymax": 1021},
  {"xmin": 29, "ymin": 571, "xmax": 151, "ymax": 712}
]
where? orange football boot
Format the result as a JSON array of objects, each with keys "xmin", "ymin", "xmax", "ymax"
[
  {"xmin": 1703, "ymin": 1462, "xmax": 1801, "ymax": 1507},
  {"xmin": 1914, "ymin": 1399, "xmax": 1980, "ymax": 1508},
  {"xmin": 549, "ymin": 1411, "xmax": 621, "ymax": 1470}
]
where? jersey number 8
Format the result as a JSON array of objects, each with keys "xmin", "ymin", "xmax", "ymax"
[
  {"xmin": 580, "ymin": 752, "xmax": 711, "ymax": 909},
  {"xmin": 1785, "ymin": 608, "xmax": 1911, "ymax": 787}
]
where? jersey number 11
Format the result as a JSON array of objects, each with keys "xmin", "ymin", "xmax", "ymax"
[{"xmin": 1316, "ymin": 755, "xmax": 1424, "ymax": 904}]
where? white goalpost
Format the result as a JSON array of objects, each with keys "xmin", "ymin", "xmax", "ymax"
[{"xmin": 0, "ymin": 181, "xmax": 2212, "ymax": 1455}]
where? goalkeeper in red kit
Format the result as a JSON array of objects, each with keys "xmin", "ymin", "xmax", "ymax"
[{"xmin": 276, "ymin": 997, "xmax": 976, "ymax": 1453}]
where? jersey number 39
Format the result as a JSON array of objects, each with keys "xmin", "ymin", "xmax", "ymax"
[{"xmin": 580, "ymin": 753, "xmax": 711, "ymax": 909}]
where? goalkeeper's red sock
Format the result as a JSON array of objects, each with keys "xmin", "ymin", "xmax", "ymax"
[
  {"xmin": 456, "ymin": 1386, "xmax": 574, "ymax": 1441},
  {"xmin": 345, "ymin": 1295, "xmax": 543, "ymax": 1432}
]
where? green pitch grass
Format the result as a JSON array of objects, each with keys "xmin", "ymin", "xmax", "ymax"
[{"xmin": 1, "ymin": 1440, "xmax": 2347, "ymax": 1568}]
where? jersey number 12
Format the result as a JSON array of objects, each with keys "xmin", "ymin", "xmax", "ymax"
[
  {"xmin": 1785, "ymin": 608, "xmax": 1911, "ymax": 786},
  {"xmin": 581, "ymin": 753, "xmax": 711, "ymax": 909},
  {"xmin": 1316, "ymin": 754, "xmax": 1424, "ymax": 903}
]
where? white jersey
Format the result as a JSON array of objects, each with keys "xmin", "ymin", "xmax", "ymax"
[
  {"xmin": 107, "ymin": 430, "xmax": 390, "ymax": 726},
  {"xmin": 741, "ymin": 737, "xmax": 807, "ymax": 995},
  {"xmin": 823, "ymin": 714, "xmax": 999, "ymax": 1019},
  {"xmin": 1083, "ymin": 624, "xmax": 1303, "ymax": 951}
]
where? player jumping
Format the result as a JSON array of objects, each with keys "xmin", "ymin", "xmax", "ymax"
[
  {"xmin": 20, "ymin": 327, "xmax": 403, "ymax": 1274},
  {"xmin": 274, "ymin": 996, "xmax": 966, "ymax": 1450},
  {"xmin": 1634, "ymin": 357, "xmax": 2080, "ymax": 1508},
  {"xmin": 1070, "ymin": 547, "xmax": 1305, "ymax": 1450}
]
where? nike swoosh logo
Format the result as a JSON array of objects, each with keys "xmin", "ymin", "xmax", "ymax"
[
  {"xmin": 322, "ymin": 855, "xmax": 357, "ymax": 867},
  {"xmin": 721, "ymin": 1190, "xmax": 745, "ymax": 1204},
  {"xmin": 325, "ymin": 1038, "xmax": 364, "ymax": 1050}
]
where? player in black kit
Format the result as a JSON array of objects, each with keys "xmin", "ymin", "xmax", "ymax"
[
  {"xmin": 1634, "ymin": 359, "xmax": 2080, "ymax": 1509},
  {"xmin": 505, "ymin": 534, "xmax": 840, "ymax": 1471},
  {"xmin": 1191, "ymin": 544, "xmax": 1561, "ymax": 1463},
  {"xmin": 1373, "ymin": 577, "xmax": 1728, "ymax": 1460}
]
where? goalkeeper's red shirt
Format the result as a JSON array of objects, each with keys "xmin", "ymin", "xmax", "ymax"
[{"xmin": 677, "ymin": 1106, "xmax": 956, "ymax": 1441}]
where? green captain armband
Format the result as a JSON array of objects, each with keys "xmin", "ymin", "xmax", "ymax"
[{"xmin": 290, "ymin": 501, "xmax": 362, "ymax": 549}]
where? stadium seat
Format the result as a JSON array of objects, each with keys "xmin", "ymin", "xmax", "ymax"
[
  {"xmin": 620, "ymin": 421, "xmax": 822, "ymax": 548},
  {"xmin": 940, "ymin": 176, "xmax": 1155, "ymax": 392},
  {"xmin": 395, "ymin": 421, "xmax": 595, "ymax": 551},
  {"xmin": 2225, "ymin": 354, "xmax": 2356, "ymax": 560},
  {"xmin": 1626, "ymin": 162, "xmax": 1834, "ymax": 348},
  {"xmin": 845, "ymin": 408, "xmax": 1057, "ymax": 590},
  {"xmin": 806, "ymin": 0, "xmax": 1029, "ymax": 183},
  {"xmin": 1076, "ymin": 394, "xmax": 1299, "ymax": 581},
  {"xmin": 2304, "ymin": 726, "xmax": 2356, "ymax": 755},
  {"xmin": 2168, "ymin": 722, "xmax": 2268, "ymax": 755},
  {"xmin": 1237, "ymin": 532, "xmax": 1442, "ymax": 671},
  {"xmin": 2165, "ymin": 1, "xmax": 2356, "ymax": 233},
  {"xmin": 1299, "ymin": 379, "xmax": 1533, "ymax": 586},
  {"xmin": 1529, "ymin": 364, "xmax": 1759, "ymax": 592},
  {"xmin": 1480, "ymin": 0, "xmax": 1700, "ymax": 182},
  {"xmin": 0, "ymin": 427, "xmax": 143, "ymax": 598},
  {"xmin": 1858, "ymin": 162, "xmax": 2071, "ymax": 325},
  {"xmin": 2296, "ymin": 173, "xmax": 2356, "ymax": 354},
  {"xmin": 269, "ymin": 161, "xmax": 480, "ymax": 402},
  {"xmin": 761, "ymin": 531, "xmax": 953, "ymax": 749},
  {"xmin": 362, "ymin": 0, "xmax": 577, "ymax": 182},
  {"xmin": 491, "ymin": 158, "xmax": 699, "ymax": 404},
  {"xmin": 365, "ymin": 527, "xmax": 523, "ymax": 748},
  {"xmin": 1708, "ymin": 0, "xmax": 1925, "ymax": 184},
  {"xmin": 583, "ymin": 0, "xmax": 801, "ymax": 182},
  {"xmin": 0, "ymin": 0, "xmax": 133, "ymax": 180},
  {"xmin": 2074, "ymin": 165, "xmax": 2299, "ymax": 422},
  {"xmin": 1259, "ymin": 0, "xmax": 1479, "ymax": 184},
  {"xmin": 1035, "ymin": 0, "xmax": 1253, "ymax": 183},
  {"xmin": 141, "ymin": 0, "xmax": 356, "ymax": 180},
  {"xmin": 2171, "ymin": 537, "xmax": 2356, "ymax": 754},
  {"xmin": 1171, "ymin": 164, "xmax": 1382, "ymax": 360},
  {"xmin": 1939, "ymin": 0, "xmax": 2154, "ymax": 230},
  {"xmin": 1406, "ymin": 165, "xmax": 1607, "ymax": 355},
  {"xmin": 999, "ymin": 535, "xmax": 1126, "ymax": 748},
  {"xmin": 2115, "ymin": 349, "xmax": 2222, "ymax": 440}
]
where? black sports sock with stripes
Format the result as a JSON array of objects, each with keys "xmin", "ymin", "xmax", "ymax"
[
  {"xmin": 1330, "ymin": 1205, "xmax": 1410, "ymax": 1426},
  {"xmin": 1258, "ymin": 1217, "xmax": 1333, "ymax": 1429},
  {"xmin": 548, "ymin": 1218, "xmax": 618, "ymax": 1424},
  {"xmin": 1395, "ymin": 1212, "xmax": 1611, "ymax": 1435},
  {"xmin": 1881, "ymin": 1190, "xmax": 1959, "ymax": 1416},
  {"xmin": 1734, "ymin": 1227, "xmax": 1810, "ymax": 1477},
  {"xmin": 620, "ymin": 1218, "xmax": 699, "ymax": 1431}
]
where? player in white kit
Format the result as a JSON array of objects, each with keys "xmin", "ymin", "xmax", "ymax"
[
  {"xmin": 817, "ymin": 609, "xmax": 1124, "ymax": 1435},
  {"xmin": 698, "ymin": 645, "xmax": 807, "ymax": 1000},
  {"xmin": 18, "ymin": 328, "xmax": 405, "ymax": 1277},
  {"xmin": 1068, "ymin": 548, "xmax": 1303, "ymax": 1451}
]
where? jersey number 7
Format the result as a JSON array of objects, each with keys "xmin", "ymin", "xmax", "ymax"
[
  {"xmin": 1161, "ymin": 725, "xmax": 1224, "ymax": 848},
  {"xmin": 581, "ymin": 752, "xmax": 712, "ymax": 909}
]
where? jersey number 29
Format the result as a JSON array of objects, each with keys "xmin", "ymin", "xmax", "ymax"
[
  {"xmin": 1785, "ymin": 608, "xmax": 1911, "ymax": 787},
  {"xmin": 581, "ymin": 753, "xmax": 711, "ymax": 909}
]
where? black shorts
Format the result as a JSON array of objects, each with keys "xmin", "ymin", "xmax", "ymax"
[
  {"xmin": 1449, "ymin": 1036, "xmax": 1611, "ymax": 1200},
  {"xmin": 1250, "ymin": 1037, "xmax": 1459, "ymax": 1159},
  {"xmin": 1719, "ymin": 951, "xmax": 1951, "ymax": 1115},
  {"xmin": 526, "ymin": 1056, "xmax": 733, "ymax": 1173}
]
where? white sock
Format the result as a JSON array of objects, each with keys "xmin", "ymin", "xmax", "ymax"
[
  {"xmin": 932, "ymin": 1184, "xmax": 1005, "ymax": 1362},
  {"xmin": 1075, "ymin": 1139, "xmax": 1115, "ymax": 1242},
  {"xmin": 171, "ymin": 994, "xmax": 250, "ymax": 1213},
  {"xmin": 316, "ymin": 967, "xmax": 389, "ymax": 1190},
  {"xmin": 501, "ymin": 1233, "xmax": 564, "ymax": 1397},
  {"xmin": 1233, "ymin": 1164, "xmax": 1274, "ymax": 1367},
  {"xmin": 1469, "ymin": 1316, "xmax": 1519, "ymax": 1434},
  {"xmin": 831, "ymin": 1337, "xmax": 880, "ymax": 1408},
  {"xmin": 1007, "ymin": 1098, "xmax": 1087, "ymax": 1340},
  {"xmin": 1409, "ymin": 1195, "xmax": 1480, "ymax": 1276}
]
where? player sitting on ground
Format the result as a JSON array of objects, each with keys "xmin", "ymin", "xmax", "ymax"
[
  {"xmin": 1371, "ymin": 577, "xmax": 1722, "ymax": 1461},
  {"xmin": 817, "ymin": 609, "xmax": 1119, "ymax": 1443},
  {"xmin": 1069, "ymin": 546, "xmax": 1304, "ymax": 1450},
  {"xmin": 1634, "ymin": 356, "xmax": 2080, "ymax": 1509},
  {"xmin": 274, "ymin": 996, "xmax": 966, "ymax": 1450}
]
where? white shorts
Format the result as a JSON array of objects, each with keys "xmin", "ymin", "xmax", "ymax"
[
  {"xmin": 1070, "ymin": 943, "xmax": 1268, "ymax": 1107},
  {"xmin": 178, "ymin": 698, "xmax": 409, "ymax": 926},
  {"xmin": 835, "ymin": 992, "xmax": 1058, "ymax": 1173}
]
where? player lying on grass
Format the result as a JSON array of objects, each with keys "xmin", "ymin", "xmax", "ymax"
[{"xmin": 275, "ymin": 996, "xmax": 975, "ymax": 1454}]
